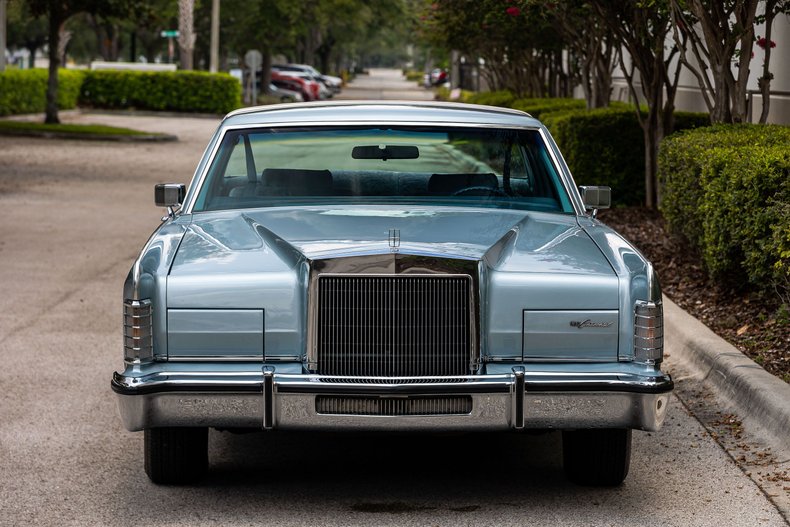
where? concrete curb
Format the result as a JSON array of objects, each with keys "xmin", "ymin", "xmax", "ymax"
[{"xmin": 664, "ymin": 295, "xmax": 790, "ymax": 453}]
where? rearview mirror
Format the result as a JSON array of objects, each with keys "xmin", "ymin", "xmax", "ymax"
[
  {"xmin": 579, "ymin": 186, "xmax": 611, "ymax": 212},
  {"xmin": 352, "ymin": 145, "xmax": 419, "ymax": 161}
]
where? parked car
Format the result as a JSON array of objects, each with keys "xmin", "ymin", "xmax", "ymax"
[
  {"xmin": 274, "ymin": 63, "xmax": 342, "ymax": 94},
  {"xmin": 268, "ymin": 83, "xmax": 303, "ymax": 103},
  {"xmin": 113, "ymin": 101, "xmax": 672, "ymax": 486},
  {"xmin": 271, "ymin": 70, "xmax": 319, "ymax": 101},
  {"xmin": 429, "ymin": 68, "xmax": 448, "ymax": 86},
  {"xmin": 273, "ymin": 68, "xmax": 331, "ymax": 99}
]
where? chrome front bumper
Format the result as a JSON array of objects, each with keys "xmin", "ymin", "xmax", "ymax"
[{"xmin": 112, "ymin": 366, "xmax": 673, "ymax": 433}]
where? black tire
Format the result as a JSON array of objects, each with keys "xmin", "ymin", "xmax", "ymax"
[
  {"xmin": 562, "ymin": 428, "xmax": 631, "ymax": 486},
  {"xmin": 144, "ymin": 427, "xmax": 208, "ymax": 484}
]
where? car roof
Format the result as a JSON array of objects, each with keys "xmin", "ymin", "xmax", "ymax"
[{"xmin": 223, "ymin": 101, "xmax": 539, "ymax": 128}]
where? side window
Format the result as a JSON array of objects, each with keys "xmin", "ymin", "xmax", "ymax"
[{"xmin": 224, "ymin": 137, "xmax": 248, "ymax": 180}]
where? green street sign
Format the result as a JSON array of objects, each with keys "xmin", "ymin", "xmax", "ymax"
[{"xmin": 160, "ymin": 30, "xmax": 179, "ymax": 38}]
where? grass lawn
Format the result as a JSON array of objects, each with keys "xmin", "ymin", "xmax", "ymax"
[{"xmin": 0, "ymin": 120, "xmax": 162, "ymax": 137}]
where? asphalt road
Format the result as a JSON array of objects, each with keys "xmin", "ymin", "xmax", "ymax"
[{"xmin": 0, "ymin": 71, "xmax": 786, "ymax": 526}]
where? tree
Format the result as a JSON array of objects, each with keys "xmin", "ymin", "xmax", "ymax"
[
  {"xmin": 669, "ymin": 0, "xmax": 760, "ymax": 123},
  {"xmin": 422, "ymin": 0, "xmax": 569, "ymax": 97},
  {"xmin": 28, "ymin": 0, "xmax": 130, "ymax": 123},
  {"xmin": 6, "ymin": 0, "xmax": 47, "ymax": 67},
  {"xmin": 177, "ymin": 0, "xmax": 195, "ymax": 69},
  {"xmin": 521, "ymin": 1, "xmax": 617, "ymax": 109},
  {"xmin": 589, "ymin": 0, "xmax": 683, "ymax": 208}
]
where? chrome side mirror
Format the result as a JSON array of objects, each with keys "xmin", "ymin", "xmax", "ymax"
[
  {"xmin": 579, "ymin": 186, "xmax": 611, "ymax": 217},
  {"xmin": 155, "ymin": 183, "xmax": 185, "ymax": 218}
]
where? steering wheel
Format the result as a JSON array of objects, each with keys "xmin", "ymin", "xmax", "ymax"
[{"xmin": 451, "ymin": 186, "xmax": 509, "ymax": 197}]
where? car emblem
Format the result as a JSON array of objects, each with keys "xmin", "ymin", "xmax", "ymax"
[
  {"xmin": 388, "ymin": 229, "xmax": 400, "ymax": 252},
  {"xmin": 570, "ymin": 319, "xmax": 613, "ymax": 329}
]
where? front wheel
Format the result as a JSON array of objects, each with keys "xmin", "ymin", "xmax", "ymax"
[
  {"xmin": 562, "ymin": 428, "xmax": 631, "ymax": 486},
  {"xmin": 144, "ymin": 427, "xmax": 208, "ymax": 484}
]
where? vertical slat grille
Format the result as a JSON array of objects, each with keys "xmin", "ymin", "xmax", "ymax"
[
  {"xmin": 317, "ymin": 275, "xmax": 471, "ymax": 376},
  {"xmin": 316, "ymin": 395, "xmax": 473, "ymax": 416}
]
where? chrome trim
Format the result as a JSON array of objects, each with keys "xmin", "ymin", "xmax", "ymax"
[
  {"xmin": 306, "ymin": 256, "xmax": 480, "ymax": 374},
  {"xmin": 112, "ymin": 369, "xmax": 672, "ymax": 432},
  {"xmin": 166, "ymin": 355, "xmax": 280, "ymax": 362}
]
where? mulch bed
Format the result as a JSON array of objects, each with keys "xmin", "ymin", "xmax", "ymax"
[{"xmin": 598, "ymin": 207, "xmax": 790, "ymax": 383}]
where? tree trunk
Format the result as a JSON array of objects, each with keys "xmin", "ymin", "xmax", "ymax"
[
  {"xmin": 758, "ymin": 1, "xmax": 776, "ymax": 123},
  {"xmin": 178, "ymin": 0, "xmax": 196, "ymax": 70},
  {"xmin": 643, "ymin": 109, "xmax": 663, "ymax": 209},
  {"xmin": 260, "ymin": 48, "xmax": 271, "ymax": 96},
  {"xmin": 45, "ymin": 13, "xmax": 63, "ymax": 124}
]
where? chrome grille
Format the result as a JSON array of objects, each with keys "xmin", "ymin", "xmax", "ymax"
[
  {"xmin": 316, "ymin": 275, "xmax": 472, "ymax": 376},
  {"xmin": 316, "ymin": 395, "xmax": 472, "ymax": 416}
]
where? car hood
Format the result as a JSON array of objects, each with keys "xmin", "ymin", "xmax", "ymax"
[{"xmin": 170, "ymin": 206, "xmax": 614, "ymax": 276}]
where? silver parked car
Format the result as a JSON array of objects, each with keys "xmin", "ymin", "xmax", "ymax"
[
  {"xmin": 267, "ymin": 83, "xmax": 304, "ymax": 103},
  {"xmin": 113, "ymin": 101, "xmax": 672, "ymax": 485}
]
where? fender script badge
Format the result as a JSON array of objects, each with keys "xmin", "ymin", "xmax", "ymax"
[
  {"xmin": 388, "ymin": 229, "xmax": 400, "ymax": 253},
  {"xmin": 570, "ymin": 319, "xmax": 613, "ymax": 329}
]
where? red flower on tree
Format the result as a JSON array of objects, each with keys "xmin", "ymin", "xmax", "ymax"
[
  {"xmin": 506, "ymin": 6, "xmax": 521, "ymax": 16},
  {"xmin": 757, "ymin": 37, "xmax": 777, "ymax": 49}
]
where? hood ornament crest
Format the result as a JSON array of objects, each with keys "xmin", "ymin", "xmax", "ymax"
[{"xmin": 388, "ymin": 229, "xmax": 400, "ymax": 252}]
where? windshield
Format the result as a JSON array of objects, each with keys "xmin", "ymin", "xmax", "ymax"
[{"xmin": 193, "ymin": 126, "xmax": 574, "ymax": 213}]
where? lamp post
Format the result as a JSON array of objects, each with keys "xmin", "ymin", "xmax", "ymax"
[
  {"xmin": 210, "ymin": 0, "xmax": 220, "ymax": 73},
  {"xmin": 0, "ymin": 0, "xmax": 7, "ymax": 72}
]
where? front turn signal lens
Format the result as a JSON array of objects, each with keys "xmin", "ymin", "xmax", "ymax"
[
  {"xmin": 124, "ymin": 299, "xmax": 153, "ymax": 363},
  {"xmin": 634, "ymin": 300, "xmax": 663, "ymax": 364}
]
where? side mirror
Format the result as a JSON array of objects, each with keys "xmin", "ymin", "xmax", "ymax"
[
  {"xmin": 155, "ymin": 184, "xmax": 185, "ymax": 219},
  {"xmin": 579, "ymin": 186, "xmax": 611, "ymax": 216}
]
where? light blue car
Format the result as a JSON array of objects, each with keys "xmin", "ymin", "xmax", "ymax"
[{"xmin": 112, "ymin": 101, "xmax": 672, "ymax": 486}]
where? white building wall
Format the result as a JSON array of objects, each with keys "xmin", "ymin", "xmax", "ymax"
[{"xmin": 611, "ymin": 12, "xmax": 790, "ymax": 125}]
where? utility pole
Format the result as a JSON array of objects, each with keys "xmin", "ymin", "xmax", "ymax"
[
  {"xmin": 0, "ymin": 0, "xmax": 7, "ymax": 72},
  {"xmin": 209, "ymin": 0, "xmax": 219, "ymax": 73}
]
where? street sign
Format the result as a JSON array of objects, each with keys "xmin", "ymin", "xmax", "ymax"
[
  {"xmin": 244, "ymin": 49, "xmax": 262, "ymax": 72},
  {"xmin": 244, "ymin": 50, "xmax": 263, "ymax": 105},
  {"xmin": 160, "ymin": 30, "xmax": 180, "ymax": 38}
]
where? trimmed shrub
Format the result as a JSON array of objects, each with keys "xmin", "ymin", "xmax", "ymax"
[
  {"xmin": 542, "ymin": 108, "xmax": 709, "ymax": 205},
  {"xmin": 659, "ymin": 124, "xmax": 790, "ymax": 293},
  {"xmin": 511, "ymin": 97, "xmax": 586, "ymax": 119},
  {"xmin": 80, "ymin": 70, "xmax": 241, "ymax": 114},
  {"xmin": 465, "ymin": 90, "xmax": 518, "ymax": 107},
  {"xmin": 404, "ymin": 70, "xmax": 424, "ymax": 82},
  {"xmin": 0, "ymin": 69, "xmax": 85, "ymax": 116},
  {"xmin": 542, "ymin": 108, "xmax": 645, "ymax": 204}
]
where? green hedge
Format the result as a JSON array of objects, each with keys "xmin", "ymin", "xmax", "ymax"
[
  {"xmin": 0, "ymin": 69, "xmax": 85, "ymax": 116},
  {"xmin": 659, "ymin": 125, "xmax": 790, "ymax": 292},
  {"xmin": 465, "ymin": 90, "xmax": 518, "ymax": 107},
  {"xmin": 511, "ymin": 97, "xmax": 587, "ymax": 119},
  {"xmin": 542, "ymin": 108, "xmax": 710, "ymax": 205},
  {"xmin": 80, "ymin": 70, "xmax": 241, "ymax": 114}
]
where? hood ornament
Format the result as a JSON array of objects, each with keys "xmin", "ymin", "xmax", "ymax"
[
  {"xmin": 388, "ymin": 229, "xmax": 400, "ymax": 252},
  {"xmin": 570, "ymin": 319, "xmax": 613, "ymax": 329}
]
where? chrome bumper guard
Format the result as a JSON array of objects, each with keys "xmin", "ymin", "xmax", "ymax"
[{"xmin": 112, "ymin": 367, "xmax": 673, "ymax": 433}]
